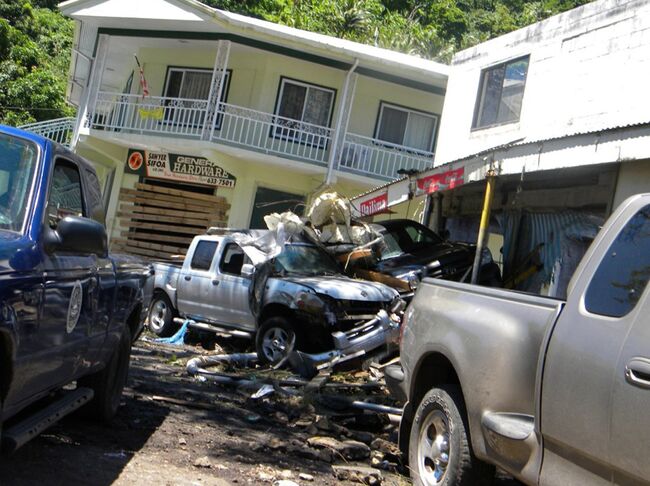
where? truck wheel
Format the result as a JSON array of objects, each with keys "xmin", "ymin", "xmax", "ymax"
[
  {"xmin": 256, "ymin": 317, "xmax": 296, "ymax": 367},
  {"xmin": 78, "ymin": 327, "xmax": 132, "ymax": 422},
  {"xmin": 148, "ymin": 293, "xmax": 177, "ymax": 337},
  {"xmin": 409, "ymin": 386, "xmax": 494, "ymax": 486}
]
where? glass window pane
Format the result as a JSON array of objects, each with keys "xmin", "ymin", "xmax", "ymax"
[
  {"xmin": 303, "ymin": 87, "xmax": 333, "ymax": 126},
  {"xmin": 278, "ymin": 82, "xmax": 306, "ymax": 120},
  {"xmin": 191, "ymin": 240, "xmax": 218, "ymax": 271},
  {"xmin": 0, "ymin": 134, "xmax": 38, "ymax": 232},
  {"xmin": 497, "ymin": 59, "xmax": 529, "ymax": 124},
  {"xmin": 477, "ymin": 67, "xmax": 505, "ymax": 127},
  {"xmin": 378, "ymin": 106, "xmax": 408, "ymax": 145},
  {"xmin": 165, "ymin": 70, "xmax": 183, "ymax": 98},
  {"xmin": 585, "ymin": 204, "xmax": 650, "ymax": 318},
  {"xmin": 220, "ymin": 243, "xmax": 248, "ymax": 275},
  {"xmin": 48, "ymin": 161, "xmax": 84, "ymax": 227},
  {"xmin": 180, "ymin": 71, "xmax": 212, "ymax": 100},
  {"xmin": 405, "ymin": 112, "xmax": 436, "ymax": 151}
]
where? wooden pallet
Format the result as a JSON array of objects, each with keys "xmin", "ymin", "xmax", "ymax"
[{"xmin": 112, "ymin": 182, "xmax": 230, "ymax": 261}]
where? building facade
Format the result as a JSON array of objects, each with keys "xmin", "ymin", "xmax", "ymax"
[
  {"xmin": 59, "ymin": 0, "xmax": 448, "ymax": 259},
  {"xmin": 353, "ymin": 0, "xmax": 650, "ymax": 297}
]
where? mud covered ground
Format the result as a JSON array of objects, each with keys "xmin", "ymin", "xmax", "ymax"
[{"xmin": 0, "ymin": 337, "xmax": 521, "ymax": 486}]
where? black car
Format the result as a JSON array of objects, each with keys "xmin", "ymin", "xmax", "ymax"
[{"xmin": 366, "ymin": 219, "xmax": 502, "ymax": 293}]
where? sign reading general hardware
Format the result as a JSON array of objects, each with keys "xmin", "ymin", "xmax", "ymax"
[{"xmin": 126, "ymin": 149, "xmax": 236, "ymax": 188}]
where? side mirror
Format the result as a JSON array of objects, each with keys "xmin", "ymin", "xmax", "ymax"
[
  {"xmin": 241, "ymin": 263, "xmax": 256, "ymax": 278},
  {"xmin": 44, "ymin": 216, "xmax": 108, "ymax": 257}
]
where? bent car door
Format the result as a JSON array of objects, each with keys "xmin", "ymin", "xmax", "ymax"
[{"xmin": 214, "ymin": 243, "xmax": 255, "ymax": 331}]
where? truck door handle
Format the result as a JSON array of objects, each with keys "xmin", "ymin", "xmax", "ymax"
[
  {"xmin": 625, "ymin": 357, "xmax": 650, "ymax": 389},
  {"xmin": 211, "ymin": 279, "xmax": 220, "ymax": 286},
  {"xmin": 184, "ymin": 275, "xmax": 191, "ymax": 281}
]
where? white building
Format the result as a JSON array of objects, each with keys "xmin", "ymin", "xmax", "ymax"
[{"xmin": 353, "ymin": 0, "xmax": 650, "ymax": 296}]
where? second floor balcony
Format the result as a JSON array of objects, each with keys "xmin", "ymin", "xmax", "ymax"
[{"xmin": 88, "ymin": 91, "xmax": 435, "ymax": 181}]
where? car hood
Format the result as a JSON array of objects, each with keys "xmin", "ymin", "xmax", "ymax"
[
  {"xmin": 373, "ymin": 242, "xmax": 473, "ymax": 278},
  {"xmin": 284, "ymin": 275, "xmax": 398, "ymax": 301}
]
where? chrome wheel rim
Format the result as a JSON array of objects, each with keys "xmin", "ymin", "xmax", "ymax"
[
  {"xmin": 261, "ymin": 327, "xmax": 292, "ymax": 363},
  {"xmin": 149, "ymin": 299, "xmax": 168, "ymax": 332},
  {"xmin": 418, "ymin": 409, "xmax": 450, "ymax": 485}
]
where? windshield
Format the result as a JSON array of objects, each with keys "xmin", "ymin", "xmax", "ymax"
[
  {"xmin": 274, "ymin": 243, "xmax": 342, "ymax": 276},
  {"xmin": 379, "ymin": 222, "xmax": 443, "ymax": 260},
  {"xmin": 0, "ymin": 134, "xmax": 38, "ymax": 232}
]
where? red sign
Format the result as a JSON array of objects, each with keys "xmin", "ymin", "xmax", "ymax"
[
  {"xmin": 359, "ymin": 192, "xmax": 388, "ymax": 216},
  {"xmin": 417, "ymin": 167, "xmax": 464, "ymax": 194}
]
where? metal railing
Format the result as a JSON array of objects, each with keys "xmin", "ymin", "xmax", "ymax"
[
  {"xmin": 87, "ymin": 92, "xmax": 433, "ymax": 179},
  {"xmin": 213, "ymin": 103, "xmax": 331, "ymax": 165},
  {"xmin": 19, "ymin": 117, "xmax": 76, "ymax": 147},
  {"xmin": 339, "ymin": 133, "xmax": 434, "ymax": 179}
]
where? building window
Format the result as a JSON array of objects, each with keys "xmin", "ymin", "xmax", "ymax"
[
  {"xmin": 375, "ymin": 102, "xmax": 438, "ymax": 153},
  {"xmin": 273, "ymin": 78, "xmax": 335, "ymax": 146},
  {"xmin": 163, "ymin": 67, "xmax": 231, "ymax": 128},
  {"xmin": 473, "ymin": 56, "xmax": 529, "ymax": 129}
]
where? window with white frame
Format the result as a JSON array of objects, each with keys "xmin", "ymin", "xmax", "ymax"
[
  {"xmin": 473, "ymin": 56, "xmax": 529, "ymax": 129},
  {"xmin": 375, "ymin": 103, "xmax": 438, "ymax": 153},
  {"xmin": 274, "ymin": 78, "xmax": 335, "ymax": 145},
  {"xmin": 163, "ymin": 67, "xmax": 230, "ymax": 127}
]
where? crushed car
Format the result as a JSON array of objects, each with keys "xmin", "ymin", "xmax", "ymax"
[{"xmin": 149, "ymin": 229, "xmax": 404, "ymax": 366}]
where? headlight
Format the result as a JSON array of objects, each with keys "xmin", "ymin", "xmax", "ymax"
[
  {"xmin": 481, "ymin": 247, "xmax": 493, "ymax": 265},
  {"xmin": 295, "ymin": 291, "xmax": 325, "ymax": 313}
]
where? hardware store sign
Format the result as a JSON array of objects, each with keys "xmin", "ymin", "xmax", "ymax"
[{"xmin": 126, "ymin": 149, "xmax": 236, "ymax": 188}]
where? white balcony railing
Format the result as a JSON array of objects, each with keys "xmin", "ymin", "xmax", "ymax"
[
  {"xmin": 340, "ymin": 133, "xmax": 434, "ymax": 179},
  {"xmin": 20, "ymin": 117, "xmax": 76, "ymax": 147},
  {"xmin": 88, "ymin": 92, "xmax": 432, "ymax": 179}
]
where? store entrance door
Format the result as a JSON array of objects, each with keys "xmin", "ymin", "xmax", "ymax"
[{"xmin": 249, "ymin": 187, "xmax": 304, "ymax": 229}]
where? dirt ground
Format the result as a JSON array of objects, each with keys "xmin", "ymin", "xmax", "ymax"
[{"xmin": 0, "ymin": 336, "xmax": 522, "ymax": 486}]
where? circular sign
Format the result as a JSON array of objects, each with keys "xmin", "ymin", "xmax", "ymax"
[
  {"xmin": 66, "ymin": 281, "xmax": 83, "ymax": 334},
  {"xmin": 128, "ymin": 151, "xmax": 144, "ymax": 171}
]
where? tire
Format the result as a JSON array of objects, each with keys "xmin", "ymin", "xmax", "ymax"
[
  {"xmin": 78, "ymin": 327, "xmax": 132, "ymax": 422},
  {"xmin": 409, "ymin": 386, "xmax": 494, "ymax": 486},
  {"xmin": 148, "ymin": 292, "xmax": 178, "ymax": 337},
  {"xmin": 255, "ymin": 317, "xmax": 296, "ymax": 367}
]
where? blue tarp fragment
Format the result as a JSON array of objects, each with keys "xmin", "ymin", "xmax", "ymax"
[{"xmin": 153, "ymin": 320, "xmax": 189, "ymax": 345}]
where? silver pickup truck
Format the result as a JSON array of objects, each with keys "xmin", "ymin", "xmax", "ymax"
[
  {"xmin": 389, "ymin": 193, "xmax": 650, "ymax": 486},
  {"xmin": 149, "ymin": 232, "xmax": 402, "ymax": 365}
]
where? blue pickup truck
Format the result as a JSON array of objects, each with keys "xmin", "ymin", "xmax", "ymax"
[{"xmin": 0, "ymin": 126, "xmax": 153, "ymax": 452}]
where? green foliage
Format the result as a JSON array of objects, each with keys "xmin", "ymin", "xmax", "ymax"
[{"xmin": 0, "ymin": 0, "xmax": 74, "ymax": 125}]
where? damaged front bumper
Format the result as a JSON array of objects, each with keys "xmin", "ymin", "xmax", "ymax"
[{"xmin": 289, "ymin": 308, "xmax": 401, "ymax": 377}]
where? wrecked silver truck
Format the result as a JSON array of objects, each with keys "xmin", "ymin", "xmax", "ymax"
[{"xmin": 148, "ymin": 230, "xmax": 403, "ymax": 365}]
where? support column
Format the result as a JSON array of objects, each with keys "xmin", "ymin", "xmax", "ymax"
[
  {"xmin": 71, "ymin": 34, "xmax": 109, "ymax": 149},
  {"xmin": 205, "ymin": 40, "xmax": 231, "ymax": 141},
  {"xmin": 325, "ymin": 59, "xmax": 359, "ymax": 185},
  {"xmin": 471, "ymin": 171, "xmax": 496, "ymax": 284}
]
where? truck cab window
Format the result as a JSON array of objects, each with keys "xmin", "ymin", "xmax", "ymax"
[
  {"xmin": 190, "ymin": 240, "xmax": 218, "ymax": 271},
  {"xmin": 585, "ymin": 204, "xmax": 650, "ymax": 318},
  {"xmin": 47, "ymin": 160, "xmax": 85, "ymax": 228},
  {"xmin": 220, "ymin": 243, "xmax": 249, "ymax": 276},
  {"xmin": 0, "ymin": 135, "xmax": 38, "ymax": 232}
]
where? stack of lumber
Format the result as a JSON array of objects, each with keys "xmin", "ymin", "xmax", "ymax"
[{"xmin": 112, "ymin": 182, "xmax": 230, "ymax": 260}]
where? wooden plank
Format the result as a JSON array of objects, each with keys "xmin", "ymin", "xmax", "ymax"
[
  {"xmin": 120, "ymin": 193, "xmax": 223, "ymax": 215},
  {"xmin": 117, "ymin": 220, "xmax": 209, "ymax": 235},
  {"xmin": 113, "ymin": 237, "xmax": 187, "ymax": 254},
  {"xmin": 120, "ymin": 231, "xmax": 194, "ymax": 246},
  {"xmin": 136, "ymin": 183, "xmax": 226, "ymax": 204},
  {"xmin": 117, "ymin": 211, "xmax": 211, "ymax": 227},
  {"xmin": 120, "ymin": 188, "xmax": 230, "ymax": 211},
  {"xmin": 119, "ymin": 202, "xmax": 215, "ymax": 221},
  {"xmin": 112, "ymin": 243, "xmax": 178, "ymax": 260}
]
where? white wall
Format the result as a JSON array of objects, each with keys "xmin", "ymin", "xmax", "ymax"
[
  {"xmin": 613, "ymin": 159, "xmax": 650, "ymax": 210},
  {"xmin": 435, "ymin": 0, "xmax": 650, "ymax": 166}
]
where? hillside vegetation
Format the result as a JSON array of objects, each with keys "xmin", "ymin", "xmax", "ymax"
[{"xmin": 0, "ymin": 0, "xmax": 590, "ymax": 125}]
